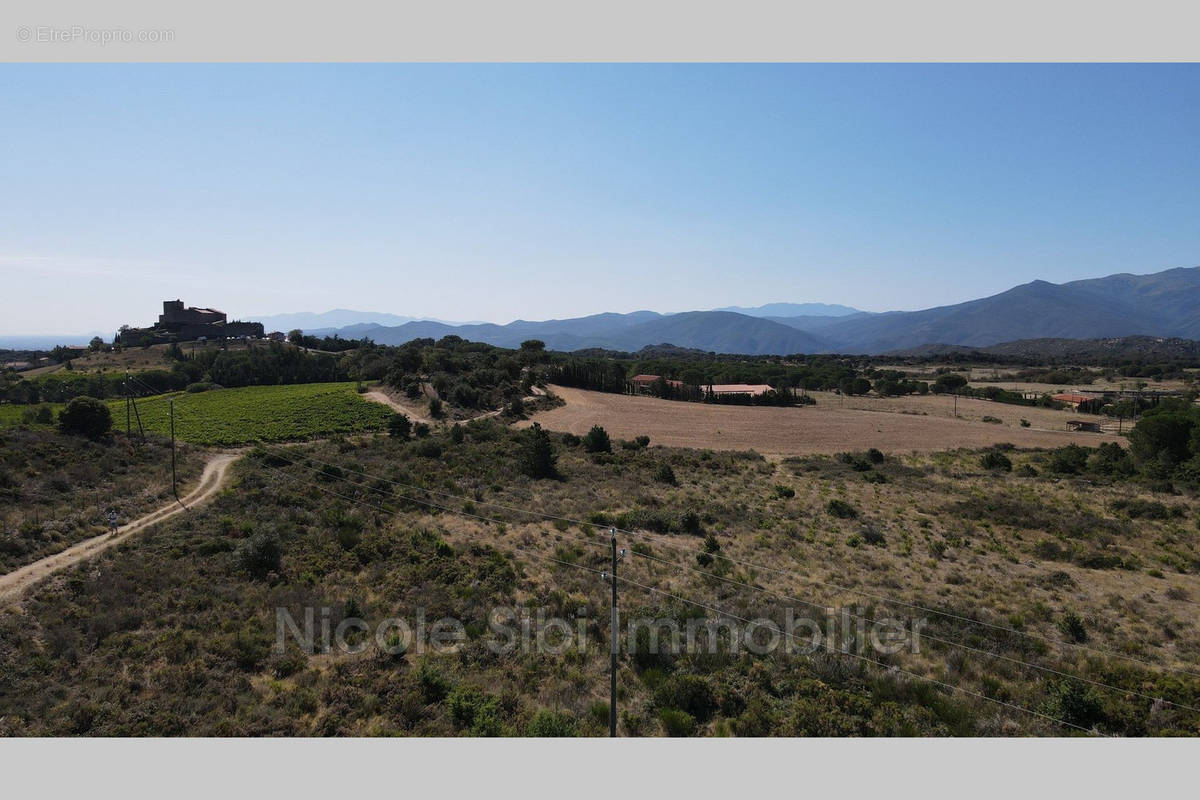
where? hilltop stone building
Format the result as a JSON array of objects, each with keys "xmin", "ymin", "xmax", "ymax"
[{"xmin": 116, "ymin": 299, "xmax": 264, "ymax": 345}]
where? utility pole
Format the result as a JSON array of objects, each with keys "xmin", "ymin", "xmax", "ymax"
[
  {"xmin": 169, "ymin": 398, "xmax": 179, "ymax": 503},
  {"xmin": 600, "ymin": 529, "xmax": 625, "ymax": 737},
  {"xmin": 953, "ymin": 392, "xmax": 958, "ymax": 418},
  {"xmin": 609, "ymin": 529, "xmax": 619, "ymax": 738},
  {"xmin": 131, "ymin": 393, "xmax": 144, "ymax": 441},
  {"xmin": 125, "ymin": 371, "xmax": 131, "ymax": 437}
]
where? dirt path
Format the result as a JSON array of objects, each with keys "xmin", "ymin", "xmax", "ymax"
[
  {"xmin": 363, "ymin": 388, "xmax": 435, "ymax": 424},
  {"xmin": 0, "ymin": 451, "xmax": 242, "ymax": 606},
  {"xmin": 363, "ymin": 385, "xmax": 546, "ymax": 424}
]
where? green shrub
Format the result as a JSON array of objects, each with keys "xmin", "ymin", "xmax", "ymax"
[
  {"xmin": 1048, "ymin": 445, "xmax": 1089, "ymax": 475},
  {"xmin": 980, "ymin": 451, "xmax": 1013, "ymax": 472},
  {"xmin": 634, "ymin": 435, "xmax": 651, "ymax": 448},
  {"xmin": 773, "ymin": 485, "xmax": 795, "ymax": 499},
  {"xmin": 413, "ymin": 439, "xmax": 443, "ymax": 458},
  {"xmin": 654, "ymin": 463, "xmax": 678, "ymax": 485},
  {"xmin": 1058, "ymin": 610, "xmax": 1088, "ymax": 643},
  {"xmin": 826, "ymin": 499, "xmax": 858, "ymax": 519},
  {"xmin": 659, "ymin": 708, "xmax": 697, "ymax": 737},
  {"xmin": 583, "ymin": 425, "xmax": 612, "ymax": 454},
  {"xmin": 866, "ymin": 448, "xmax": 885, "ymax": 464},
  {"xmin": 860, "ymin": 525, "xmax": 886, "ymax": 546},
  {"xmin": 388, "ymin": 413, "xmax": 412, "ymax": 439},
  {"xmin": 526, "ymin": 708, "xmax": 578, "ymax": 737},
  {"xmin": 417, "ymin": 660, "xmax": 450, "ymax": 702},
  {"xmin": 58, "ymin": 396, "xmax": 112, "ymax": 440},
  {"xmin": 238, "ymin": 532, "xmax": 282, "ymax": 579},
  {"xmin": 654, "ymin": 674, "xmax": 718, "ymax": 722},
  {"xmin": 678, "ymin": 511, "xmax": 702, "ymax": 535}
]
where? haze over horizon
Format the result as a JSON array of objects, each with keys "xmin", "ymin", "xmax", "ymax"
[{"xmin": 2, "ymin": 63, "xmax": 1198, "ymax": 335}]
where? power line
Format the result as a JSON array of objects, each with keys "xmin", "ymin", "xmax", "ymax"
[
  {"xmin": 152, "ymin": 392, "xmax": 1199, "ymax": 732},
  {"xmin": 253, "ymin": 441, "xmax": 1200, "ymax": 681},
  {"xmin": 254, "ymin": 452, "xmax": 1109, "ymax": 735},
  {"xmin": 627, "ymin": 547, "xmax": 1200, "ymax": 715},
  {"xmin": 264, "ymin": 442, "xmax": 1200, "ymax": 714},
  {"xmin": 617, "ymin": 525, "xmax": 1200, "ymax": 681},
  {"xmin": 612, "ymin": 573, "xmax": 1102, "ymax": 736}
]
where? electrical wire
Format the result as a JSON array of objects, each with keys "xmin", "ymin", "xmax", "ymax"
[{"xmin": 254, "ymin": 452, "xmax": 1112, "ymax": 735}]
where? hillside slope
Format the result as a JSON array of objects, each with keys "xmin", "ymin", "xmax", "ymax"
[{"xmin": 810, "ymin": 266, "xmax": 1200, "ymax": 352}]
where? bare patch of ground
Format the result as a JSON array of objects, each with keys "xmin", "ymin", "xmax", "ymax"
[{"xmin": 521, "ymin": 385, "xmax": 1124, "ymax": 457}]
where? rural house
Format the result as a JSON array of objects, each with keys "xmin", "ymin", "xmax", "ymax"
[{"xmin": 1051, "ymin": 392, "xmax": 1096, "ymax": 409}]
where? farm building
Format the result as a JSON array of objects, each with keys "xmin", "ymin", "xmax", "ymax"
[
  {"xmin": 628, "ymin": 376, "xmax": 777, "ymax": 398},
  {"xmin": 1066, "ymin": 419, "xmax": 1102, "ymax": 433},
  {"xmin": 708, "ymin": 383, "xmax": 774, "ymax": 397},
  {"xmin": 1051, "ymin": 392, "xmax": 1097, "ymax": 409}
]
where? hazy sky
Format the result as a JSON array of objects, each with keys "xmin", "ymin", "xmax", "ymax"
[{"xmin": 2, "ymin": 63, "xmax": 1198, "ymax": 335}]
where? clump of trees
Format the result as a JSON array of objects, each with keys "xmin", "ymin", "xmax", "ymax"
[
  {"xmin": 384, "ymin": 336, "xmax": 542, "ymax": 413},
  {"xmin": 58, "ymin": 396, "xmax": 112, "ymax": 440},
  {"xmin": 1128, "ymin": 397, "xmax": 1200, "ymax": 479}
]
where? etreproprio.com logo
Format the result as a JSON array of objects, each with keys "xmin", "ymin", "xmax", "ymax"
[{"xmin": 15, "ymin": 25, "xmax": 175, "ymax": 44}]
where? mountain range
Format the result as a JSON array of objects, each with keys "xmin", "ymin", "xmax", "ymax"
[
  {"xmin": 287, "ymin": 266, "xmax": 1199, "ymax": 355},
  {"xmin": 253, "ymin": 309, "xmax": 478, "ymax": 331}
]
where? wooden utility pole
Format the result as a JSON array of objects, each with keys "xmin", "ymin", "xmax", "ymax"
[
  {"xmin": 125, "ymin": 371, "xmax": 131, "ymax": 437},
  {"xmin": 170, "ymin": 398, "xmax": 179, "ymax": 503},
  {"xmin": 609, "ymin": 529, "xmax": 619, "ymax": 738}
]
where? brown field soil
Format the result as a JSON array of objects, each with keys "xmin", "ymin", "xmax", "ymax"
[
  {"xmin": 969, "ymin": 379, "xmax": 1195, "ymax": 393},
  {"xmin": 804, "ymin": 390, "xmax": 1124, "ymax": 431},
  {"xmin": 521, "ymin": 385, "xmax": 1124, "ymax": 457}
]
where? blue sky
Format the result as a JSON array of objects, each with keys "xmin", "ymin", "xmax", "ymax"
[{"xmin": 1, "ymin": 63, "xmax": 1198, "ymax": 335}]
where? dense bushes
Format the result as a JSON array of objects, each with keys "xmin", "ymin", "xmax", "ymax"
[
  {"xmin": 58, "ymin": 396, "xmax": 112, "ymax": 440},
  {"xmin": 980, "ymin": 451, "xmax": 1013, "ymax": 472},
  {"xmin": 583, "ymin": 425, "xmax": 612, "ymax": 454},
  {"xmin": 1129, "ymin": 398, "xmax": 1200, "ymax": 478}
]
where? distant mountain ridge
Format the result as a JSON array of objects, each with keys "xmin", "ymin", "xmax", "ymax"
[
  {"xmin": 714, "ymin": 302, "xmax": 861, "ymax": 317},
  {"xmin": 253, "ymin": 309, "xmax": 477, "ymax": 332},
  {"xmin": 276, "ymin": 265, "xmax": 1200, "ymax": 356},
  {"xmin": 777, "ymin": 266, "xmax": 1200, "ymax": 353}
]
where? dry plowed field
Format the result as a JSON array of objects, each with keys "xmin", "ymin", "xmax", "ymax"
[{"xmin": 521, "ymin": 385, "xmax": 1124, "ymax": 457}]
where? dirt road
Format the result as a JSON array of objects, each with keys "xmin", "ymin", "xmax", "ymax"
[
  {"xmin": 364, "ymin": 385, "xmax": 546, "ymax": 424},
  {"xmin": 363, "ymin": 388, "xmax": 435, "ymax": 423},
  {"xmin": 519, "ymin": 385, "xmax": 1124, "ymax": 458},
  {"xmin": 0, "ymin": 451, "xmax": 242, "ymax": 605}
]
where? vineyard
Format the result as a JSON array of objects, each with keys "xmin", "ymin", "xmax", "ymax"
[{"xmin": 116, "ymin": 382, "xmax": 393, "ymax": 445}]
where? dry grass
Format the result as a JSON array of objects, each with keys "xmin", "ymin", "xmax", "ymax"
[{"xmin": 522, "ymin": 385, "xmax": 1124, "ymax": 457}]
